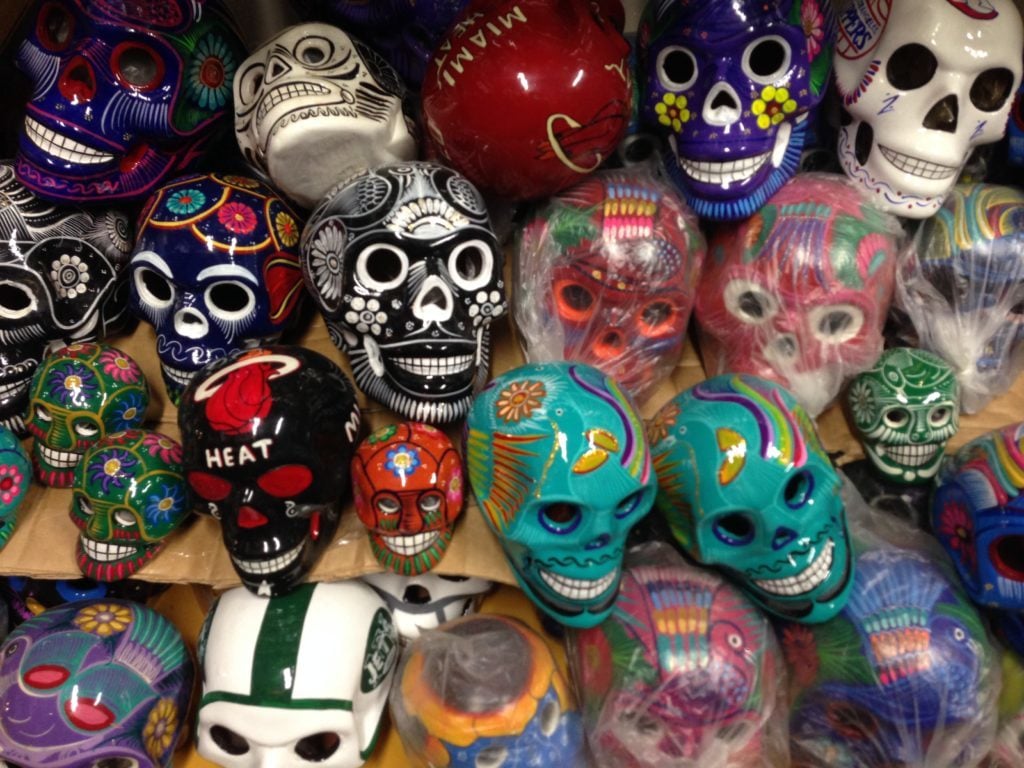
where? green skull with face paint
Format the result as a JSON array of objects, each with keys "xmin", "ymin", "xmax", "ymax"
[
  {"xmin": 649, "ymin": 374, "xmax": 853, "ymax": 623},
  {"xmin": 846, "ymin": 348, "xmax": 960, "ymax": 485}
]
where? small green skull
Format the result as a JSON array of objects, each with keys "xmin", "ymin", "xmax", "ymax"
[{"xmin": 846, "ymin": 348, "xmax": 960, "ymax": 484}]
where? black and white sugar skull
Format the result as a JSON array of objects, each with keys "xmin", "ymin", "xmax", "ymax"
[
  {"xmin": 834, "ymin": 0, "xmax": 1023, "ymax": 218},
  {"xmin": 0, "ymin": 162, "xmax": 132, "ymax": 434},
  {"xmin": 234, "ymin": 22, "xmax": 416, "ymax": 210},
  {"xmin": 300, "ymin": 161, "xmax": 507, "ymax": 424}
]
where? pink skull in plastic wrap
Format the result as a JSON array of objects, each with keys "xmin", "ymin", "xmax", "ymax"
[{"xmin": 695, "ymin": 174, "xmax": 902, "ymax": 416}]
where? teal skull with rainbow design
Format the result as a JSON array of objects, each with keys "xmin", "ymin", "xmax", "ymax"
[
  {"xmin": 466, "ymin": 361, "xmax": 656, "ymax": 628},
  {"xmin": 649, "ymin": 374, "xmax": 853, "ymax": 623}
]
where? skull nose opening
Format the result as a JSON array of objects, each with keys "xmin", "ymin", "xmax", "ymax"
[
  {"xmin": 402, "ymin": 584, "xmax": 432, "ymax": 604},
  {"xmin": 173, "ymin": 307, "xmax": 209, "ymax": 340},
  {"xmin": 924, "ymin": 94, "xmax": 959, "ymax": 133},
  {"xmin": 236, "ymin": 505, "xmax": 268, "ymax": 529},
  {"xmin": 771, "ymin": 526, "xmax": 798, "ymax": 551},
  {"xmin": 768, "ymin": 333, "xmax": 799, "ymax": 360},
  {"xmin": 703, "ymin": 82, "xmax": 742, "ymax": 126},
  {"xmin": 266, "ymin": 55, "xmax": 292, "ymax": 83},
  {"xmin": 586, "ymin": 533, "xmax": 611, "ymax": 550},
  {"xmin": 412, "ymin": 276, "xmax": 454, "ymax": 323},
  {"xmin": 58, "ymin": 55, "xmax": 96, "ymax": 103},
  {"xmin": 593, "ymin": 329, "xmax": 625, "ymax": 359}
]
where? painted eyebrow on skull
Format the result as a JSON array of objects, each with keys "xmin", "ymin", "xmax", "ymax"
[
  {"xmin": 196, "ymin": 264, "xmax": 259, "ymax": 285},
  {"xmin": 131, "ymin": 250, "xmax": 173, "ymax": 276}
]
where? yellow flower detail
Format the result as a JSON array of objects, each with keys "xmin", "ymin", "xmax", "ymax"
[
  {"xmin": 73, "ymin": 603, "xmax": 132, "ymax": 637},
  {"xmin": 495, "ymin": 380, "xmax": 546, "ymax": 423},
  {"xmin": 751, "ymin": 85, "xmax": 798, "ymax": 130},
  {"xmin": 654, "ymin": 92, "xmax": 691, "ymax": 133},
  {"xmin": 275, "ymin": 211, "xmax": 299, "ymax": 247},
  {"xmin": 143, "ymin": 698, "xmax": 179, "ymax": 760}
]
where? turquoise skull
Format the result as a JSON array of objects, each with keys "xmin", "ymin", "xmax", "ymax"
[
  {"xmin": 466, "ymin": 362, "xmax": 655, "ymax": 627},
  {"xmin": 649, "ymin": 374, "xmax": 853, "ymax": 623}
]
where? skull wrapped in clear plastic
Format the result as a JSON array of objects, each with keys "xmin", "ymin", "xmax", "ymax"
[
  {"xmin": 894, "ymin": 184, "xmax": 1024, "ymax": 414},
  {"xmin": 695, "ymin": 173, "xmax": 903, "ymax": 417},
  {"xmin": 515, "ymin": 169, "xmax": 706, "ymax": 402}
]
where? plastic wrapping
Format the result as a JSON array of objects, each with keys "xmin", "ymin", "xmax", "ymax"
[
  {"xmin": 695, "ymin": 172, "xmax": 903, "ymax": 417},
  {"xmin": 390, "ymin": 613, "xmax": 586, "ymax": 767},
  {"xmin": 894, "ymin": 184, "xmax": 1024, "ymax": 414},
  {"xmin": 515, "ymin": 169, "xmax": 706, "ymax": 403},
  {"xmin": 567, "ymin": 542, "xmax": 787, "ymax": 768}
]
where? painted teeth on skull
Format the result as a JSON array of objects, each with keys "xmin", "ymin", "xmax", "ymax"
[
  {"xmin": 539, "ymin": 567, "xmax": 619, "ymax": 601},
  {"xmin": 38, "ymin": 443, "xmax": 82, "ymax": 468},
  {"xmin": 878, "ymin": 443, "xmax": 940, "ymax": 466},
  {"xmin": 80, "ymin": 534, "xmax": 143, "ymax": 561},
  {"xmin": 998, "ymin": 577, "xmax": 1024, "ymax": 603},
  {"xmin": 230, "ymin": 540, "xmax": 304, "ymax": 575},
  {"xmin": 349, "ymin": 346, "xmax": 473, "ymax": 423},
  {"xmin": 382, "ymin": 530, "xmax": 440, "ymax": 555},
  {"xmin": 24, "ymin": 118, "xmax": 114, "ymax": 165},
  {"xmin": 754, "ymin": 539, "xmax": 835, "ymax": 596},
  {"xmin": 256, "ymin": 82, "xmax": 331, "ymax": 124}
]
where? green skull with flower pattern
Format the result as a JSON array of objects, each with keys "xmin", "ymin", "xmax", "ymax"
[
  {"xmin": 846, "ymin": 348, "xmax": 960, "ymax": 484},
  {"xmin": 71, "ymin": 429, "xmax": 188, "ymax": 582},
  {"xmin": 27, "ymin": 343, "xmax": 149, "ymax": 487}
]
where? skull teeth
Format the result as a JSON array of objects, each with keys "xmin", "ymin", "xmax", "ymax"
[
  {"xmin": 0, "ymin": 378, "xmax": 29, "ymax": 399},
  {"xmin": 997, "ymin": 576, "xmax": 1024, "ymax": 603},
  {"xmin": 81, "ymin": 536, "xmax": 140, "ymax": 562},
  {"xmin": 879, "ymin": 145, "xmax": 959, "ymax": 180},
  {"xmin": 231, "ymin": 542, "xmax": 304, "ymax": 576},
  {"xmin": 257, "ymin": 82, "xmax": 331, "ymax": 124},
  {"xmin": 38, "ymin": 444, "xmax": 81, "ymax": 468},
  {"xmin": 391, "ymin": 355, "xmax": 475, "ymax": 377},
  {"xmin": 539, "ymin": 568, "xmax": 619, "ymax": 601},
  {"xmin": 161, "ymin": 363, "xmax": 197, "ymax": 388},
  {"xmin": 24, "ymin": 117, "xmax": 114, "ymax": 165},
  {"xmin": 754, "ymin": 539, "xmax": 834, "ymax": 596},
  {"xmin": 382, "ymin": 531, "xmax": 440, "ymax": 556},
  {"xmin": 675, "ymin": 149, "xmax": 770, "ymax": 185},
  {"xmin": 877, "ymin": 443, "xmax": 940, "ymax": 467}
]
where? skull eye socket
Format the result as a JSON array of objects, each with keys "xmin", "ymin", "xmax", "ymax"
[
  {"xmin": 35, "ymin": 404, "xmax": 53, "ymax": 423},
  {"xmin": 356, "ymin": 244, "xmax": 408, "ymax": 291},
  {"xmin": 77, "ymin": 496, "xmax": 94, "ymax": 516},
  {"xmin": 883, "ymin": 407, "xmax": 910, "ymax": 429},
  {"xmin": 209, "ymin": 724, "xmax": 250, "ymax": 755},
  {"xmin": 294, "ymin": 35, "xmax": 336, "ymax": 68},
  {"xmin": 295, "ymin": 731, "xmax": 341, "ymax": 761},
  {"xmin": 36, "ymin": 2, "xmax": 74, "ymax": 52},
  {"xmin": 205, "ymin": 281, "xmax": 256, "ymax": 322},
  {"xmin": 0, "ymin": 281, "xmax": 36, "ymax": 320},
  {"xmin": 555, "ymin": 281, "xmax": 595, "ymax": 321},
  {"xmin": 970, "ymin": 68, "xmax": 1015, "ymax": 112},
  {"xmin": 886, "ymin": 44, "xmax": 937, "ymax": 91},
  {"xmin": 133, "ymin": 267, "xmax": 175, "ymax": 310},
  {"xmin": 784, "ymin": 470, "xmax": 814, "ymax": 509},
  {"xmin": 256, "ymin": 465, "xmax": 313, "ymax": 498},
  {"xmin": 237, "ymin": 62, "xmax": 265, "ymax": 105},
  {"xmin": 376, "ymin": 496, "xmax": 400, "ymax": 515},
  {"xmin": 928, "ymin": 405, "xmax": 953, "ymax": 428},
  {"xmin": 24, "ymin": 663, "xmax": 69, "ymax": 689},
  {"xmin": 742, "ymin": 36, "xmax": 791, "ymax": 85},
  {"xmin": 539, "ymin": 503, "xmax": 582, "ymax": 534},
  {"xmin": 72, "ymin": 420, "xmax": 99, "ymax": 439},
  {"xmin": 187, "ymin": 471, "xmax": 233, "ymax": 502},
  {"xmin": 418, "ymin": 492, "xmax": 442, "ymax": 515},
  {"xmin": 615, "ymin": 491, "xmax": 645, "ymax": 520},
  {"xmin": 113, "ymin": 509, "xmax": 136, "ymax": 527},
  {"xmin": 724, "ymin": 279, "xmax": 778, "ymax": 324},
  {"xmin": 475, "ymin": 745, "xmax": 509, "ymax": 768},
  {"xmin": 656, "ymin": 45, "xmax": 698, "ymax": 91},
  {"xmin": 809, "ymin": 304, "xmax": 864, "ymax": 344},
  {"xmin": 712, "ymin": 512, "xmax": 755, "ymax": 546},
  {"xmin": 640, "ymin": 301, "xmax": 675, "ymax": 336},
  {"xmin": 448, "ymin": 239, "xmax": 494, "ymax": 290},
  {"xmin": 111, "ymin": 42, "xmax": 165, "ymax": 91}
]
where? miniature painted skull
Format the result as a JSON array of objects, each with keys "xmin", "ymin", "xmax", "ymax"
[
  {"xmin": 932, "ymin": 421, "xmax": 1024, "ymax": 610},
  {"xmin": 14, "ymin": 0, "xmax": 244, "ymax": 203},
  {"xmin": 895, "ymin": 184, "xmax": 1024, "ymax": 414},
  {"xmin": 516, "ymin": 169, "xmax": 706, "ymax": 400},
  {"xmin": 466, "ymin": 361, "xmax": 655, "ymax": 628},
  {"xmin": 637, "ymin": 0, "xmax": 834, "ymax": 221},
  {"xmin": 234, "ymin": 22, "xmax": 416, "ymax": 210},
  {"xmin": 360, "ymin": 571, "xmax": 492, "ymax": 642},
  {"xmin": 0, "ymin": 162, "xmax": 134, "ymax": 434},
  {"xmin": 0, "ymin": 427, "xmax": 31, "ymax": 551},
  {"xmin": 649, "ymin": 374, "xmax": 853, "ymax": 623},
  {"xmin": 834, "ymin": 0, "xmax": 1023, "ymax": 218},
  {"xmin": 198, "ymin": 581, "xmax": 398, "ymax": 768},
  {"xmin": 130, "ymin": 172, "xmax": 307, "ymax": 404},
  {"xmin": 0, "ymin": 599, "xmax": 195, "ymax": 768},
  {"xmin": 301, "ymin": 161, "xmax": 506, "ymax": 425},
  {"xmin": 27, "ymin": 343, "xmax": 149, "ymax": 487},
  {"xmin": 391, "ymin": 614, "xmax": 585, "ymax": 768},
  {"xmin": 70, "ymin": 429, "xmax": 188, "ymax": 582},
  {"xmin": 571, "ymin": 545, "xmax": 780, "ymax": 767},
  {"xmin": 179, "ymin": 346, "xmax": 361, "ymax": 597},
  {"xmin": 846, "ymin": 347, "xmax": 960, "ymax": 485},
  {"xmin": 785, "ymin": 547, "xmax": 995, "ymax": 767},
  {"xmin": 695, "ymin": 173, "xmax": 903, "ymax": 417},
  {"xmin": 352, "ymin": 421, "xmax": 464, "ymax": 575}
]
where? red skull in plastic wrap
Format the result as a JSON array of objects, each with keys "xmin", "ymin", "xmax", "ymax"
[
  {"xmin": 695, "ymin": 173, "xmax": 902, "ymax": 416},
  {"xmin": 516, "ymin": 170, "xmax": 705, "ymax": 400}
]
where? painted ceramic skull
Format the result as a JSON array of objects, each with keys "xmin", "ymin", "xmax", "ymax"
[
  {"xmin": 846, "ymin": 347, "xmax": 960, "ymax": 485},
  {"xmin": 391, "ymin": 614, "xmax": 585, "ymax": 768},
  {"xmin": 516, "ymin": 169, "xmax": 706, "ymax": 400},
  {"xmin": 637, "ymin": 0, "xmax": 834, "ymax": 221},
  {"xmin": 130, "ymin": 172, "xmax": 306, "ymax": 404},
  {"xmin": 0, "ymin": 427, "xmax": 31, "ymax": 551},
  {"xmin": 360, "ymin": 571, "xmax": 492, "ymax": 642},
  {"xmin": 234, "ymin": 22, "xmax": 416, "ymax": 210},
  {"xmin": 13, "ymin": 0, "xmax": 243, "ymax": 204},
  {"xmin": 465, "ymin": 361, "xmax": 655, "ymax": 628},
  {"xmin": 0, "ymin": 162, "xmax": 134, "ymax": 434},
  {"xmin": 895, "ymin": 184, "xmax": 1024, "ymax": 414},
  {"xmin": 178, "ymin": 346, "xmax": 361, "ymax": 597},
  {"xmin": 70, "ymin": 429, "xmax": 187, "ymax": 582},
  {"xmin": 197, "ymin": 581, "xmax": 398, "ymax": 768},
  {"xmin": 570, "ymin": 544, "xmax": 781, "ymax": 768},
  {"xmin": 784, "ymin": 547, "xmax": 994, "ymax": 767},
  {"xmin": 649, "ymin": 374, "xmax": 853, "ymax": 623},
  {"xmin": 695, "ymin": 173, "xmax": 903, "ymax": 417},
  {"xmin": 834, "ymin": 0, "xmax": 1023, "ymax": 218},
  {"xmin": 300, "ymin": 161, "xmax": 506, "ymax": 425},
  {"xmin": 352, "ymin": 421, "xmax": 464, "ymax": 575},
  {"xmin": 27, "ymin": 343, "xmax": 149, "ymax": 487},
  {"xmin": 0, "ymin": 598, "xmax": 195, "ymax": 768},
  {"xmin": 931, "ymin": 421, "xmax": 1024, "ymax": 610}
]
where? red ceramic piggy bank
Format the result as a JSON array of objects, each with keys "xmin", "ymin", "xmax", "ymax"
[{"xmin": 421, "ymin": 0, "xmax": 632, "ymax": 200}]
